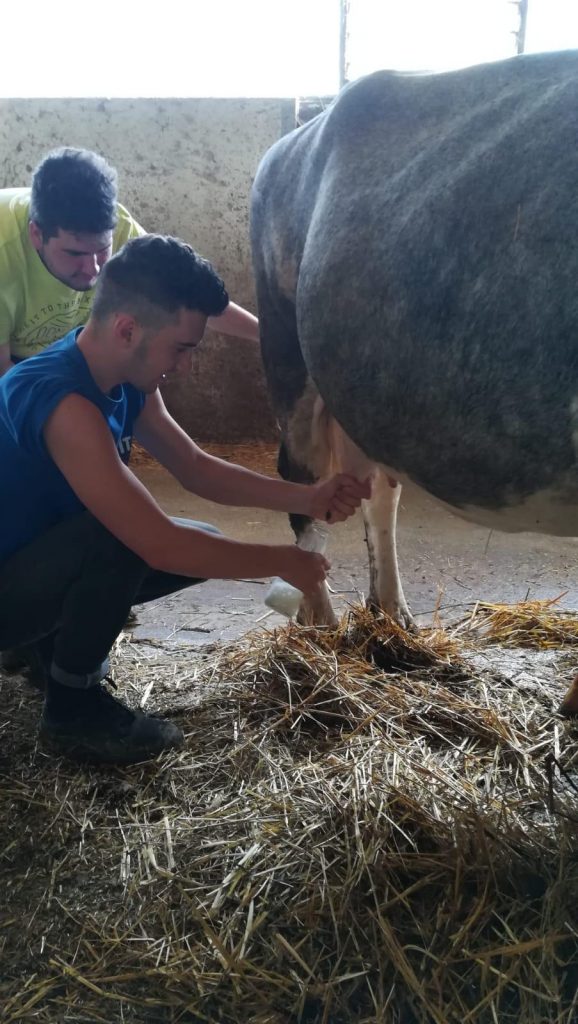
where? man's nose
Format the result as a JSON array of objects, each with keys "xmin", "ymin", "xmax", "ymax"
[{"xmin": 80, "ymin": 253, "xmax": 99, "ymax": 276}]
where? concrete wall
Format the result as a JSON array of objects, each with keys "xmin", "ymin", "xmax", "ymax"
[{"xmin": 0, "ymin": 97, "xmax": 296, "ymax": 441}]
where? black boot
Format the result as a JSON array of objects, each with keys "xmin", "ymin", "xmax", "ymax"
[{"xmin": 40, "ymin": 677, "xmax": 184, "ymax": 764}]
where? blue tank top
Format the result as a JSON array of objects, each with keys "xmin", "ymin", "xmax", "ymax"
[{"xmin": 0, "ymin": 328, "xmax": 146, "ymax": 565}]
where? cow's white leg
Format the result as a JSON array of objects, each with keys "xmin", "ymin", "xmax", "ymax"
[
  {"xmin": 295, "ymin": 521, "xmax": 337, "ymax": 626},
  {"xmin": 281, "ymin": 384, "xmax": 339, "ymax": 625},
  {"xmin": 362, "ymin": 469, "xmax": 413, "ymax": 629},
  {"xmin": 327, "ymin": 422, "xmax": 413, "ymax": 629}
]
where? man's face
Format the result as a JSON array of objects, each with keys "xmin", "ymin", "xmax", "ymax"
[
  {"xmin": 127, "ymin": 309, "xmax": 208, "ymax": 393},
  {"xmin": 29, "ymin": 222, "xmax": 113, "ymax": 291}
]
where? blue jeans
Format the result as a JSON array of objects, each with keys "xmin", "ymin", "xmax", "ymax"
[{"xmin": 0, "ymin": 512, "xmax": 215, "ymax": 687}]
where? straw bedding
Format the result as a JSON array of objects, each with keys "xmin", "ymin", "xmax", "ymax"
[{"xmin": 0, "ymin": 600, "xmax": 577, "ymax": 1023}]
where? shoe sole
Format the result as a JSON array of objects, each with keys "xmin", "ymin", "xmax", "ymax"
[{"xmin": 39, "ymin": 725, "xmax": 184, "ymax": 765}]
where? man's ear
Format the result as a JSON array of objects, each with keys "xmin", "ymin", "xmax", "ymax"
[
  {"xmin": 114, "ymin": 313, "xmax": 139, "ymax": 348},
  {"xmin": 28, "ymin": 221, "xmax": 44, "ymax": 252}
]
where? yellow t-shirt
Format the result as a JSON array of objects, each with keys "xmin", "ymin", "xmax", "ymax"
[{"xmin": 0, "ymin": 188, "xmax": 145, "ymax": 358}]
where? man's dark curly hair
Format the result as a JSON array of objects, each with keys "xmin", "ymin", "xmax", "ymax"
[
  {"xmin": 92, "ymin": 235, "xmax": 229, "ymax": 324},
  {"xmin": 30, "ymin": 147, "xmax": 118, "ymax": 239}
]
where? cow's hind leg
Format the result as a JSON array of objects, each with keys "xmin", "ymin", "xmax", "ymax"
[
  {"xmin": 279, "ymin": 397, "xmax": 413, "ymax": 629},
  {"xmin": 277, "ymin": 441, "xmax": 337, "ymax": 625},
  {"xmin": 362, "ymin": 469, "xmax": 413, "ymax": 629},
  {"xmin": 252, "ymin": 258, "xmax": 336, "ymax": 624},
  {"xmin": 326, "ymin": 424, "xmax": 413, "ymax": 629}
]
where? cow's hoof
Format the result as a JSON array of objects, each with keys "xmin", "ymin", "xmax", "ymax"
[
  {"xmin": 368, "ymin": 598, "xmax": 416, "ymax": 633},
  {"xmin": 559, "ymin": 674, "xmax": 578, "ymax": 717},
  {"xmin": 393, "ymin": 605, "xmax": 417, "ymax": 633},
  {"xmin": 297, "ymin": 606, "xmax": 338, "ymax": 628}
]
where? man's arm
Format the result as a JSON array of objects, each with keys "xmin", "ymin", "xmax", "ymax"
[
  {"xmin": 208, "ymin": 301, "xmax": 259, "ymax": 342},
  {"xmin": 134, "ymin": 391, "xmax": 370, "ymax": 523},
  {"xmin": 43, "ymin": 394, "xmax": 329, "ymax": 594},
  {"xmin": 0, "ymin": 343, "xmax": 14, "ymax": 377}
]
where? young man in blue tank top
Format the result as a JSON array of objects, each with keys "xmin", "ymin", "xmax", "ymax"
[{"xmin": 0, "ymin": 234, "xmax": 369, "ymax": 764}]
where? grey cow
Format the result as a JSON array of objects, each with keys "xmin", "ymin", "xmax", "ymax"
[{"xmin": 250, "ymin": 51, "xmax": 578, "ymax": 698}]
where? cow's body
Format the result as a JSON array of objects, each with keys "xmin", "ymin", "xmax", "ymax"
[{"xmin": 250, "ymin": 52, "xmax": 578, "ymax": 629}]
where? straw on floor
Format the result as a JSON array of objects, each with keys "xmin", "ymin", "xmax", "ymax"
[{"xmin": 0, "ymin": 600, "xmax": 577, "ymax": 1023}]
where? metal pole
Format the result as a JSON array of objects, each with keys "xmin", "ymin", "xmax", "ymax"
[
  {"xmin": 339, "ymin": 0, "xmax": 350, "ymax": 88},
  {"xmin": 515, "ymin": 0, "xmax": 529, "ymax": 55}
]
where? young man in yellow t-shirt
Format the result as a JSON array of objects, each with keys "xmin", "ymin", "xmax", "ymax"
[{"xmin": 0, "ymin": 147, "xmax": 259, "ymax": 376}]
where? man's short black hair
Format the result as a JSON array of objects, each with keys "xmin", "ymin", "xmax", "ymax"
[
  {"xmin": 30, "ymin": 148, "xmax": 118, "ymax": 239},
  {"xmin": 92, "ymin": 234, "xmax": 229, "ymax": 324}
]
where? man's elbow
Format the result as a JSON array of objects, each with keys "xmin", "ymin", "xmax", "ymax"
[
  {"xmin": 127, "ymin": 525, "xmax": 178, "ymax": 575},
  {"xmin": 132, "ymin": 520, "xmax": 207, "ymax": 576},
  {"xmin": 143, "ymin": 547, "xmax": 170, "ymax": 574}
]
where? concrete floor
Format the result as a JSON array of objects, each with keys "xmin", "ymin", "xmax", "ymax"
[{"xmin": 131, "ymin": 449, "xmax": 578, "ymax": 649}]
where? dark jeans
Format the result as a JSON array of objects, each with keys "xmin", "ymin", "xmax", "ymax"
[{"xmin": 0, "ymin": 512, "xmax": 214, "ymax": 687}]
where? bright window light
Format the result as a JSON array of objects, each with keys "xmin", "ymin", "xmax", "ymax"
[{"xmin": 0, "ymin": 0, "xmax": 575, "ymax": 98}]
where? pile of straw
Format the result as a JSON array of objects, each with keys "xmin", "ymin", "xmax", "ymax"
[
  {"xmin": 457, "ymin": 597, "xmax": 578, "ymax": 650},
  {"xmin": 1, "ymin": 602, "xmax": 577, "ymax": 1023}
]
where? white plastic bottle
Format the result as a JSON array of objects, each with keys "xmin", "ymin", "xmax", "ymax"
[
  {"xmin": 263, "ymin": 577, "xmax": 303, "ymax": 618},
  {"xmin": 263, "ymin": 524, "xmax": 329, "ymax": 619}
]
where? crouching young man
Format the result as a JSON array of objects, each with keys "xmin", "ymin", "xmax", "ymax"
[{"xmin": 0, "ymin": 235, "xmax": 369, "ymax": 764}]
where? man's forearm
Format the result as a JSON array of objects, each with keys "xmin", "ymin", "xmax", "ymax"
[
  {"xmin": 147, "ymin": 522, "xmax": 293, "ymax": 579},
  {"xmin": 181, "ymin": 452, "xmax": 312, "ymax": 515},
  {"xmin": 208, "ymin": 301, "xmax": 259, "ymax": 342}
]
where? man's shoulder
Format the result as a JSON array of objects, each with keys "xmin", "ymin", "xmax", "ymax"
[
  {"xmin": 0, "ymin": 189, "xmax": 31, "ymax": 260},
  {"xmin": 0, "ymin": 332, "xmax": 87, "ymax": 442},
  {"xmin": 113, "ymin": 202, "xmax": 146, "ymax": 250},
  {"xmin": 0, "ymin": 187, "xmax": 30, "ymax": 209},
  {"xmin": 5, "ymin": 331, "xmax": 76, "ymax": 382}
]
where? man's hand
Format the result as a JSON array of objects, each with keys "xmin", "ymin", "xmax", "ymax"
[
  {"xmin": 307, "ymin": 474, "xmax": 372, "ymax": 525},
  {"xmin": 277, "ymin": 546, "xmax": 330, "ymax": 596}
]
